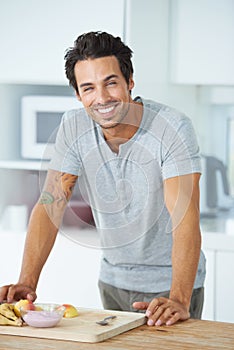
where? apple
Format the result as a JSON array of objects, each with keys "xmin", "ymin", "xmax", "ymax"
[
  {"xmin": 60, "ymin": 304, "xmax": 78, "ymax": 318},
  {"xmin": 14, "ymin": 299, "xmax": 35, "ymax": 317}
]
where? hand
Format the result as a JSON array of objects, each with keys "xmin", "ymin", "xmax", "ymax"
[
  {"xmin": 133, "ymin": 297, "xmax": 190, "ymax": 326},
  {"xmin": 0, "ymin": 284, "xmax": 37, "ymax": 303}
]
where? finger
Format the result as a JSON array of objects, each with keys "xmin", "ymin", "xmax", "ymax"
[
  {"xmin": 132, "ymin": 301, "xmax": 149, "ymax": 310},
  {"xmin": 152, "ymin": 303, "xmax": 190, "ymax": 326},
  {"xmin": 153, "ymin": 305, "xmax": 177, "ymax": 326},
  {"xmin": 6, "ymin": 285, "xmax": 20, "ymax": 303},
  {"xmin": 166, "ymin": 312, "xmax": 181, "ymax": 326},
  {"xmin": 147, "ymin": 304, "xmax": 169, "ymax": 326},
  {"xmin": 7, "ymin": 284, "xmax": 33, "ymax": 303},
  {"xmin": 164, "ymin": 306, "xmax": 190, "ymax": 325},
  {"xmin": 0, "ymin": 285, "xmax": 12, "ymax": 302},
  {"xmin": 27, "ymin": 292, "xmax": 37, "ymax": 302},
  {"xmin": 146, "ymin": 297, "xmax": 167, "ymax": 317}
]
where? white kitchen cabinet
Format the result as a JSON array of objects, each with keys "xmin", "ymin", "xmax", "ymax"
[
  {"xmin": 216, "ymin": 251, "xmax": 234, "ymax": 322},
  {"xmin": 202, "ymin": 249, "xmax": 215, "ymax": 321},
  {"xmin": 170, "ymin": 0, "xmax": 234, "ymax": 85},
  {"xmin": 0, "ymin": 0, "xmax": 125, "ymax": 85},
  {"xmin": 202, "ymin": 230, "xmax": 234, "ymax": 323},
  {"xmin": 0, "ymin": 233, "xmax": 25, "ymax": 287},
  {"xmin": 0, "ymin": 230, "xmax": 102, "ymax": 309}
]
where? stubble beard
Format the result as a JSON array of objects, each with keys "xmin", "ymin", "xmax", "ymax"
[{"xmin": 93, "ymin": 101, "xmax": 131, "ymax": 130}]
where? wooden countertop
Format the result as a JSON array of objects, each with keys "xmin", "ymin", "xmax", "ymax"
[{"xmin": 0, "ymin": 318, "xmax": 234, "ymax": 350}]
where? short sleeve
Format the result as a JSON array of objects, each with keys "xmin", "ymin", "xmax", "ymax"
[
  {"xmin": 49, "ymin": 111, "xmax": 83, "ymax": 176},
  {"xmin": 161, "ymin": 116, "xmax": 201, "ymax": 179}
]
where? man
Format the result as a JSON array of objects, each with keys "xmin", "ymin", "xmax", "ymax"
[{"xmin": 0, "ymin": 31, "xmax": 206, "ymax": 327}]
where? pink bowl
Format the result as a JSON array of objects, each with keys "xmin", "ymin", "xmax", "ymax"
[{"xmin": 21, "ymin": 303, "xmax": 65, "ymax": 328}]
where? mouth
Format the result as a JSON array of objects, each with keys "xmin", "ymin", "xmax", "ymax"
[
  {"xmin": 97, "ymin": 105, "xmax": 115, "ymax": 114},
  {"xmin": 93, "ymin": 103, "xmax": 119, "ymax": 120}
]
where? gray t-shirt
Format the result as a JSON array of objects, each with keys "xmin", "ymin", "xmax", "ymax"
[{"xmin": 49, "ymin": 97, "xmax": 206, "ymax": 293}]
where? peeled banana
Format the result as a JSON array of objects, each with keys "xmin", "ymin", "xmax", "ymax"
[{"xmin": 0, "ymin": 303, "xmax": 23, "ymax": 326}]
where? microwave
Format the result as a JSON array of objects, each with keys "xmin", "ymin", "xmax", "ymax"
[{"xmin": 21, "ymin": 95, "xmax": 82, "ymax": 160}]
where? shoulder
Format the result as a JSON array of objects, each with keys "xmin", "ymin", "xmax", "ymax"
[
  {"xmin": 142, "ymin": 97, "xmax": 190, "ymax": 125},
  {"xmin": 61, "ymin": 107, "xmax": 95, "ymax": 135},
  {"xmin": 62, "ymin": 107, "xmax": 89, "ymax": 124},
  {"xmin": 137, "ymin": 96, "xmax": 194, "ymax": 135}
]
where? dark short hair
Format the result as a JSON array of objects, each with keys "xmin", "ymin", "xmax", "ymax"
[{"xmin": 64, "ymin": 31, "xmax": 133, "ymax": 94}]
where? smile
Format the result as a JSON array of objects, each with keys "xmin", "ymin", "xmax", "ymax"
[{"xmin": 97, "ymin": 106, "xmax": 115, "ymax": 114}]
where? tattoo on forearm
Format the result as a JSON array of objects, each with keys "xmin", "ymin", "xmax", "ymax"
[
  {"xmin": 39, "ymin": 172, "xmax": 78, "ymax": 207},
  {"xmin": 39, "ymin": 191, "xmax": 55, "ymax": 204},
  {"xmin": 37, "ymin": 172, "xmax": 78, "ymax": 228}
]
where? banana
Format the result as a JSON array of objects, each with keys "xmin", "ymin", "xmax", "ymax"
[
  {"xmin": 0, "ymin": 313, "xmax": 23, "ymax": 326},
  {"xmin": 0, "ymin": 303, "xmax": 18, "ymax": 320},
  {"xmin": 0, "ymin": 303, "xmax": 23, "ymax": 326}
]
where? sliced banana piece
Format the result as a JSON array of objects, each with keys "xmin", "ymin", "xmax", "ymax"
[
  {"xmin": 0, "ymin": 303, "xmax": 23, "ymax": 326},
  {"xmin": 0, "ymin": 313, "xmax": 23, "ymax": 326},
  {"xmin": 0, "ymin": 303, "xmax": 18, "ymax": 321}
]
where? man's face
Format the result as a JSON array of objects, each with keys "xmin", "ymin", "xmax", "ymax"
[{"xmin": 74, "ymin": 56, "xmax": 134, "ymax": 129}]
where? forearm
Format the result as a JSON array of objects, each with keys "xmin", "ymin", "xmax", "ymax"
[
  {"xmin": 18, "ymin": 203, "xmax": 60, "ymax": 289},
  {"xmin": 170, "ymin": 208, "xmax": 201, "ymax": 309},
  {"xmin": 133, "ymin": 175, "xmax": 202, "ymax": 326},
  {"xmin": 163, "ymin": 173, "xmax": 202, "ymax": 310},
  {"xmin": 18, "ymin": 170, "xmax": 77, "ymax": 290},
  {"xmin": 132, "ymin": 212, "xmax": 201, "ymax": 326}
]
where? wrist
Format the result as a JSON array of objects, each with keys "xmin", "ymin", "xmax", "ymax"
[
  {"xmin": 169, "ymin": 290, "xmax": 191, "ymax": 310},
  {"xmin": 18, "ymin": 275, "xmax": 37, "ymax": 291}
]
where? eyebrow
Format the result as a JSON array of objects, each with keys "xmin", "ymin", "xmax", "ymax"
[
  {"xmin": 79, "ymin": 74, "xmax": 119, "ymax": 89},
  {"xmin": 104, "ymin": 74, "xmax": 118, "ymax": 82}
]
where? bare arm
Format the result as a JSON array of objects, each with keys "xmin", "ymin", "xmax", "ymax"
[
  {"xmin": 165, "ymin": 173, "xmax": 201, "ymax": 320},
  {"xmin": 133, "ymin": 173, "xmax": 201, "ymax": 326},
  {"xmin": 0, "ymin": 169, "xmax": 78, "ymax": 302}
]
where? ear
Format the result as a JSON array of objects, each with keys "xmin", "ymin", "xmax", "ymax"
[
  {"xmin": 75, "ymin": 91, "xmax": 81, "ymax": 101},
  {"xmin": 128, "ymin": 76, "xmax": 134, "ymax": 91}
]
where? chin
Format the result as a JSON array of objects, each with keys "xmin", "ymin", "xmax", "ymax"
[
  {"xmin": 97, "ymin": 116, "xmax": 120, "ymax": 129},
  {"xmin": 100, "ymin": 121, "xmax": 119, "ymax": 129}
]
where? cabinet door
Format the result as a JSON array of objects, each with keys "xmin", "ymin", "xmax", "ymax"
[
  {"xmin": 170, "ymin": 0, "xmax": 234, "ymax": 85},
  {"xmin": 0, "ymin": 0, "xmax": 124, "ymax": 85},
  {"xmin": 36, "ymin": 231, "xmax": 102, "ymax": 308},
  {"xmin": 215, "ymin": 251, "xmax": 234, "ymax": 322},
  {"xmin": 0, "ymin": 234, "xmax": 26, "ymax": 286},
  {"xmin": 202, "ymin": 249, "xmax": 215, "ymax": 320}
]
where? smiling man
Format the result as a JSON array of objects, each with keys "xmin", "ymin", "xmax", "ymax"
[{"xmin": 0, "ymin": 31, "xmax": 206, "ymax": 328}]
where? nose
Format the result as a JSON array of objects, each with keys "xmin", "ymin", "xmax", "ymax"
[{"xmin": 95, "ymin": 86, "xmax": 112, "ymax": 105}]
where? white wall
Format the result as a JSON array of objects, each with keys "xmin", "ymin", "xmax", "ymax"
[{"xmin": 126, "ymin": 1, "xmax": 198, "ymax": 121}]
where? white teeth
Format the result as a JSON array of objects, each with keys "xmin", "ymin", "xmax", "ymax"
[{"xmin": 97, "ymin": 106, "xmax": 115, "ymax": 114}]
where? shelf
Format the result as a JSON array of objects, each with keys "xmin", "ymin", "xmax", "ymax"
[{"xmin": 0, "ymin": 160, "xmax": 50, "ymax": 171}]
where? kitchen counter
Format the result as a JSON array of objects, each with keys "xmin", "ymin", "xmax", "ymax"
[{"xmin": 0, "ymin": 319, "xmax": 234, "ymax": 350}]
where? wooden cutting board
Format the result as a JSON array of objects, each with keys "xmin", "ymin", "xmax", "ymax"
[{"xmin": 0, "ymin": 307, "xmax": 146, "ymax": 343}]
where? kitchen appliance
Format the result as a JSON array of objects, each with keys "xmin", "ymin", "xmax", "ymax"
[
  {"xmin": 200, "ymin": 155, "xmax": 234, "ymax": 217},
  {"xmin": 21, "ymin": 95, "xmax": 82, "ymax": 160}
]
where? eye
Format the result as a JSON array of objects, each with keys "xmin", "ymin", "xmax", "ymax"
[
  {"xmin": 107, "ymin": 81, "xmax": 117, "ymax": 86},
  {"xmin": 83, "ymin": 86, "xmax": 93, "ymax": 92}
]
